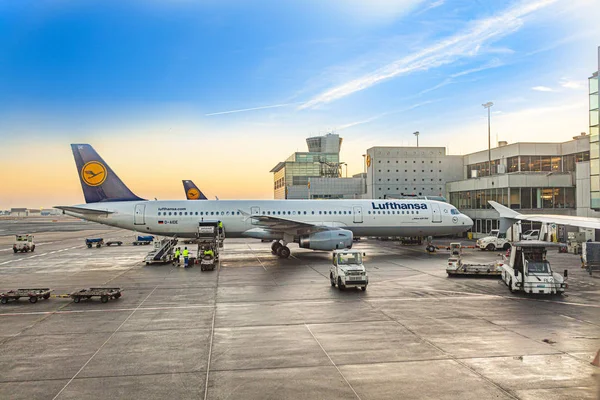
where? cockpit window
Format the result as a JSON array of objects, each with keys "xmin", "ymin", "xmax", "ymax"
[{"xmin": 450, "ymin": 209, "xmax": 460, "ymax": 215}]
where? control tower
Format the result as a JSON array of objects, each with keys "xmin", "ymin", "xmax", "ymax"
[{"xmin": 306, "ymin": 133, "xmax": 342, "ymax": 154}]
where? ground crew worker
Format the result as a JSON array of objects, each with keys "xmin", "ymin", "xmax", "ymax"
[
  {"xmin": 203, "ymin": 248, "xmax": 214, "ymax": 258},
  {"xmin": 183, "ymin": 247, "xmax": 189, "ymax": 268},
  {"xmin": 218, "ymin": 221, "xmax": 223, "ymax": 236},
  {"xmin": 174, "ymin": 247, "xmax": 181, "ymax": 265}
]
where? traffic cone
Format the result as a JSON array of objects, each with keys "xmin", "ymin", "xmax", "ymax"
[{"xmin": 592, "ymin": 349, "xmax": 600, "ymax": 367}]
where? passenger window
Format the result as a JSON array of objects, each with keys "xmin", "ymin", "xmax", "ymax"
[
  {"xmin": 211, "ymin": 212, "xmax": 214, "ymax": 215},
  {"xmin": 304, "ymin": 211, "xmax": 307, "ymax": 215},
  {"xmin": 184, "ymin": 212, "xmax": 188, "ymax": 216},
  {"xmin": 311, "ymin": 211, "xmax": 314, "ymax": 214},
  {"xmin": 158, "ymin": 212, "xmax": 161, "ymax": 216},
  {"xmin": 329, "ymin": 211, "xmax": 332, "ymax": 214}
]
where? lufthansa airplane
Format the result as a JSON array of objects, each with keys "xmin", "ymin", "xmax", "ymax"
[{"xmin": 56, "ymin": 144, "xmax": 473, "ymax": 258}]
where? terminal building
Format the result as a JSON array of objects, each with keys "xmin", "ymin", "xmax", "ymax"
[
  {"xmin": 446, "ymin": 134, "xmax": 596, "ymax": 237},
  {"xmin": 364, "ymin": 146, "xmax": 463, "ymax": 200},
  {"xmin": 270, "ymin": 133, "xmax": 365, "ymax": 199}
]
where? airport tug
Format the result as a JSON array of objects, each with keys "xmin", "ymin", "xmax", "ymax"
[
  {"xmin": 13, "ymin": 234, "xmax": 35, "ymax": 253},
  {"xmin": 330, "ymin": 249, "xmax": 368, "ymax": 291},
  {"xmin": 500, "ymin": 241, "xmax": 567, "ymax": 295}
]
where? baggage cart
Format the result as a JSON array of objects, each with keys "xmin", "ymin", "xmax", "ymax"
[
  {"xmin": 69, "ymin": 288, "xmax": 123, "ymax": 303},
  {"xmin": 0, "ymin": 288, "xmax": 52, "ymax": 304}
]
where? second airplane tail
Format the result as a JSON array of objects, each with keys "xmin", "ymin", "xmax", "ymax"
[
  {"xmin": 183, "ymin": 180, "xmax": 208, "ymax": 200},
  {"xmin": 71, "ymin": 144, "xmax": 144, "ymax": 203}
]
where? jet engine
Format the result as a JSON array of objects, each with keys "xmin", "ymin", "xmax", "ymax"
[{"xmin": 299, "ymin": 230, "xmax": 353, "ymax": 251}]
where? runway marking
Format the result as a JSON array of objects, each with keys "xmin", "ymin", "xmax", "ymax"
[
  {"xmin": 51, "ymin": 286, "xmax": 159, "ymax": 400},
  {"xmin": 305, "ymin": 323, "xmax": 362, "ymax": 400}
]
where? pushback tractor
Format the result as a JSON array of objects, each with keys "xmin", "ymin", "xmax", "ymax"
[{"xmin": 500, "ymin": 241, "xmax": 567, "ymax": 295}]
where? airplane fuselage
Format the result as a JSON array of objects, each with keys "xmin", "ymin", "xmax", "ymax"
[{"xmin": 64, "ymin": 199, "xmax": 472, "ymax": 240}]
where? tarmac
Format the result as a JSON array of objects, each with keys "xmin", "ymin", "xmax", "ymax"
[{"xmin": 0, "ymin": 216, "xmax": 599, "ymax": 400}]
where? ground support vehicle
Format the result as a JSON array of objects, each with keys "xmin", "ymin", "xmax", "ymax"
[
  {"xmin": 446, "ymin": 243, "xmax": 502, "ymax": 277},
  {"xmin": 133, "ymin": 235, "xmax": 154, "ymax": 246},
  {"xmin": 581, "ymin": 242, "xmax": 600, "ymax": 276},
  {"xmin": 196, "ymin": 221, "xmax": 223, "ymax": 271},
  {"xmin": 106, "ymin": 241, "xmax": 123, "ymax": 246},
  {"xmin": 69, "ymin": 288, "xmax": 122, "ymax": 303},
  {"xmin": 85, "ymin": 238, "xmax": 104, "ymax": 248},
  {"xmin": 13, "ymin": 234, "xmax": 35, "ymax": 253},
  {"xmin": 500, "ymin": 241, "xmax": 567, "ymax": 295},
  {"xmin": 476, "ymin": 229, "xmax": 512, "ymax": 251},
  {"xmin": 0, "ymin": 288, "xmax": 52, "ymax": 304},
  {"xmin": 144, "ymin": 238, "xmax": 177, "ymax": 265},
  {"xmin": 330, "ymin": 249, "xmax": 368, "ymax": 291}
]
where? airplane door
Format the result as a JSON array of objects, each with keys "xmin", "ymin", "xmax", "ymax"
[
  {"xmin": 431, "ymin": 203, "xmax": 442, "ymax": 223},
  {"xmin": 134, "ymin": 204, "xmax": 146, "ymax": 225},
  {"xmin": 251, "ymin": 206, "xmax": 260, "ymax": 225},
  {"xmin": 353, "ymin": 206, "xmax": 363, "ymax": 223}
]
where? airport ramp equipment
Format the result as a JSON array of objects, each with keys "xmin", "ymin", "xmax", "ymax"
[
  {"xmin": 145, "ymin": 237, "xmax": 178, "ymax": 265},
  {"xmin": 0, "ymin": 288, "xmax": 52, "ymax": 304},
  {"xmin": 85, "ymin": 238, "xmax": 104, "ymax": 248},
  {"xmin": 581, "ymin": 242, "xmax": 600, "ymax": 276},
  {"xmin": 133, "ymin": 235, "xmax": 154, "ymax": 246},
  {"xmin": 69, "ymin": 288, "xmax": 122, "ymax": 303},
  {"xmin": 446, "ymin": 243, "xmax": 502, "ymax": 277},
  {"xmin": 196, "ymin": 221, "xmax": 223, "ymax": 271}
]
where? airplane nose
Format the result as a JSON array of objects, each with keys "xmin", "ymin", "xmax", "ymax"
[{"xmin": 463, "ymin": 214, "xmax": 473, "ymax": 227}]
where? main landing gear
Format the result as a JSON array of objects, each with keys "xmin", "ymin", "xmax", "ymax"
[{"xmin": 271, "ymin": 241, "xmax": 291, "ymax": 259}]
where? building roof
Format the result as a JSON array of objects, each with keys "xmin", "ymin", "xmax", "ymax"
[{"xmin": 270, "ymin": 162, "xmax": 286, "ymax": 173}]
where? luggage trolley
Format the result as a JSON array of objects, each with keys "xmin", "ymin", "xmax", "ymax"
[
  {"xmin": 0, "ymin": 288, "xmax": 52, "ymax": 304},
  {"xmin": 69, "ymin": 288, "xmax": 123, "ymax": 303}
]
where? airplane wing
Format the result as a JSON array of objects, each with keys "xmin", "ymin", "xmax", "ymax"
[
  {"xmin": 54, "ymin": 206, "xmax": 114, "ymax": 215},
  {"xmin": 488, "ymin": 201, "xmax": 600, "ymax": 231},
  {"xmin": 240, "ymin": 211, "xmax": 343, "ymax": 236}
]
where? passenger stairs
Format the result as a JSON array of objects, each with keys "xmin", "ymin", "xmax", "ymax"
[{"xmin": 144, "ymin": 237, "xmax": 178, "ymax": 265}]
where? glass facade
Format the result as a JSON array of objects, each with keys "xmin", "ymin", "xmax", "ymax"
[
  {"xmin": 467, "ymin": 152, "xmax": 588, "ymax": 177},
  {"xmin": 449, "ymin": 187, "xmax": 575, "ymax": 210},
  {"xmin": 590, "ymin": 72, "xmax": 600, "ymax": 209}
]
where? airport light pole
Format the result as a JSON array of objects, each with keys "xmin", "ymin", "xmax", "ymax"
[
  {"xmin": 482, "ymin": 102, "xmax": 494, "ymax": 176},
  {"xmin": 413, "ymin": 131, "xmax": 420, "ymax": 147},
  {"xmin": 362, "ymin": 154, "xmax": 366, "ymax": 174}
]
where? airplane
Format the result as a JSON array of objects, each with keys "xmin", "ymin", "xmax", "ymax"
[
  {"xmin": 55, "ymin": 144, "xmax": 474, "ymax": 258},
  {"xmin": 182, "ymin": 180, "xmax": 208, "ymax": 200},
  {"xmin": 489, "ymin": 201, "xmax": 600, "ymax": 232}
]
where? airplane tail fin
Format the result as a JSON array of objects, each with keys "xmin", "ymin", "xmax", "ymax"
[
  {"xmin": 71, "ymin": 144, "xmax": 144, "ymax": 203},
  {"xmin": 182, "ymin": 180, "xmax": 207, "ymax": 200},
  {"xmin": 488, "ymin": 201, "xmax": 520, "ymax": 232}
]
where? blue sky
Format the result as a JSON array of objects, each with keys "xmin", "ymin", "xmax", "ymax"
[{"xmin": 0, "ymin": 0, "xmax": 599, "ymax": 206}]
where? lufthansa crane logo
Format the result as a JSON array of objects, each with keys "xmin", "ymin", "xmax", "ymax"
[
  {"xmin": 187, "ymin": 188, "xmax": 200, "ymax": 200},
  {"xmin": 366, "ymin": 155, "xmax": 372, "ymax": 167},
  {"xmin": 81, "ymin": 161, "xmax": 107, "ymax": 187}
]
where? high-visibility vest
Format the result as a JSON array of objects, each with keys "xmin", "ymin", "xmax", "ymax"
[
  {"xmin": 183, "ymin": 249, "xmax": 189, "ymax": 257},
  {"xmin": 204, "ymin": 250, "xmax": 214, "ymax": 257},
  {"xmin": 218, "ymin": 222, "xmax": 223, "ymax": 228},
  {"xmin": 175, "ymin": 250, "xmax": 180, "ymax": 257}
]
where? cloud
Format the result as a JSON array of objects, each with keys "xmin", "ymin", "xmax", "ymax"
[
  {"xmin": 205, "ymin": 102, "xmax": 300, "ymax": 116},
  {"xmin": 337, "ymin": 100, "xmax": 437, "ymax": 130},
  {"xmin": 531, "ymin": 86, "xmax": 555, "ymax": 92},
  {"xmin": 450, "ymin": 58, "xmax": 505, "ymax": 78},
  {"xmin": 299, "ymin": 0, "xmax": 557, "ymax": 109},
  {"xmin": 415, "ymin": 0, "xmax": 445, "ymax": 15},
  {"xmin": 560, "ymin": 79, "xmax": 584, "ymax": 89},
  {"xmin": 326, "ymin": 0, "xmax": 427, "ymax": 22}
]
